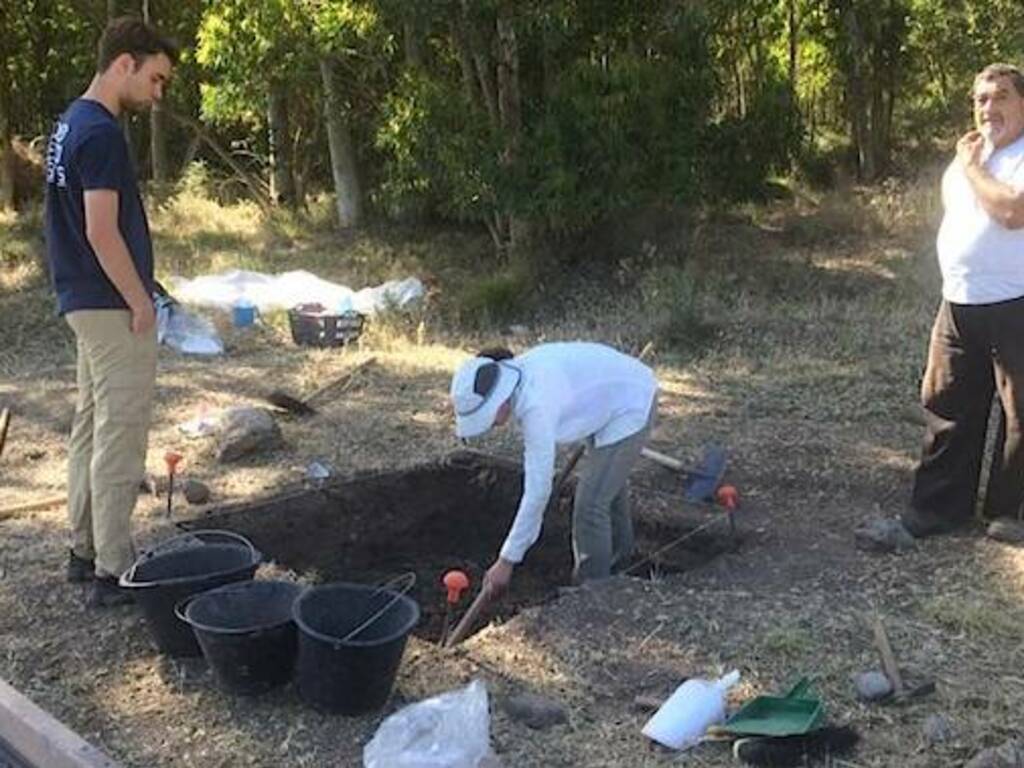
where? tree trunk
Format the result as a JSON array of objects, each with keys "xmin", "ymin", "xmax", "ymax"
[
  {"xmin": 0, "ymin": 128, "xmax": 13, "ymax": 211},
  {"xmin": 788, "ymin": 0, "xmax": 798, "ymax": 94},
  {"xmin": 319, "ymin": 56, "xmax": 362, "ymax": 229},
  {"xmin": 451, "ymin": 17, "xmax": 478, "ymax": 105},
  {"xmin": 841, "ymin": 2, "xmax": 874, "ymax": 180},
  {"xmin": 267, "ymin": 83, "xmax": 296, "ymax": 206},
  {"xmin": 107, "ymin": 0, "xmax": 117, "ymax": 18},
  {"xmin": 463, "ymin": 1, "xmax": 499, "ymax": 128},
  {"xmin": 496, "ymin": 7, "xmax": 527, "ymax": 253},
  {"xmin": 141, "ymin": 0, "xmax": 167, "ymax": 186},
  {"xmin": 403, "ymin": 20, "xmax": 424, "ymax": 70}
]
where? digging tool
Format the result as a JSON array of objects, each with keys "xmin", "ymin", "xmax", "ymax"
[
  {"xmin": 642, "ymin": 444, "xmax": 728, "ymax": 502},
  {"xmin": 445, "ymin": 445, "xmax": 584, "ymax": 649},
  {"xmin": 264, "ymin": 356, "xmax": 377, "ymax": 416},
  {"xmin": 0, "ymin": 408, "xmax": 10, "ymax": 459},
  {"xmin": 164, "ymin": 452, "xmax": 183, "ymax": 519},
  {"xmin": 439, "ymin": 570, "xmax": 469, "ymax": 647},
  {"xmin": 869, "ymin": 613, "xmax": 936, "ymax": 703}
]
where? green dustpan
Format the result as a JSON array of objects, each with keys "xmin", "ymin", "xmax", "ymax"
[{"xmin": 721, "ymin": 677, "xmax": 825, "ymax": 738}]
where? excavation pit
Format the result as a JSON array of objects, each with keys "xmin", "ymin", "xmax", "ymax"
[{"xmin": 180, "ymin": 451, "xmax": 736, "ymax": 642}]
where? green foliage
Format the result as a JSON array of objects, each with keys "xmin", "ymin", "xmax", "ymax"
[
  {"xmin": 517, "ymin": 48, "xmax": 710, "ymax": 232},
  {"xmin": 640, "ymin": 264, "xmax": 716, "ymax": 351},
  {"xmin": 701, "ymin": 74, "xmax": 802, "ymax": 201},
  {"xmin": 375, "ymin": 72, "xmax": 503, "ymax": 223},
  {"xmin": 450, "ymin": 265, "xmax": 534, "ymax": 328}
]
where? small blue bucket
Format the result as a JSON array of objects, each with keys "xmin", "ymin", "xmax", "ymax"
[{"xmin": 232, "ymin": 301, "xmax": 257, "ymax": 328}]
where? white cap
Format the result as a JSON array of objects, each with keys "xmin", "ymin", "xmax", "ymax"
[{"xmin": 450, "ymin": 357, "xmax": 519, "ymax": 439}]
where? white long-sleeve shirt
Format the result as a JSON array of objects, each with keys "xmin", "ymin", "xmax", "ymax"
[{"xmin": 499, "ymin": 342, "xmax": 658, "ymax": 563}]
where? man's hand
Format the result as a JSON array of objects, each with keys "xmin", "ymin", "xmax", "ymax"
[
  {"xmin": 957, "ymin": 130, "xmax": 985, "ymax": 169},
  {"xmin": 483, "ymin": 558, "xmax": 515, "ymax": 598},
  {"xmin": 130, "ymin": 299, "xmax": 156, "ymax": 335}
]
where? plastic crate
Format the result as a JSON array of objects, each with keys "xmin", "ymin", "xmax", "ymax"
[{"xmin": 288, "ymin": 304, "xmax": 365, "ymax": 348}]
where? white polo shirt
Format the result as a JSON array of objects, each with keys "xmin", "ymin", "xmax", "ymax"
[
  {"xmin": 499, "ymin": 342, "xmax": 658, "ymax": 563},
  {"xmin": 937, "ymin": 133, "xmax": 1024, "ymax": 304}
]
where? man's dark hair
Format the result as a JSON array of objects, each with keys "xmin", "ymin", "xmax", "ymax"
[
  {"xmin": 973, "ymin": 63, "xmax": 1024, "ymax": 99},
  {"xmin": 97, "ymin": 16, "xmax": 179, "ymax": 73}
]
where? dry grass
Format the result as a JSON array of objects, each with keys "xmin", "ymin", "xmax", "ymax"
[{"xmin": 2, "ymin": 173, "xmax": 1023, "ymax": 767}]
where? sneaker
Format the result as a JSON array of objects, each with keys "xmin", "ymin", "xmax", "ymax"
[
  {"xmin": 854, "ymin": 518, "xmax": 917, "ymax": 553},
  {"xmin": 86, "ymin": 575, "xmax": 133, "ymax": 608},
  {"xmin": 986, "ymin": 518, "xmax": 1024, "ymax": 545},
  {"xmin": 66, "ymin": 550, "xmax": 95, "ymax": 583}
]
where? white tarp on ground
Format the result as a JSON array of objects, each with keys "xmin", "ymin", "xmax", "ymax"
[{"xmin": 169, "ymin": 270, "xmax": 425, "ymax": 315}]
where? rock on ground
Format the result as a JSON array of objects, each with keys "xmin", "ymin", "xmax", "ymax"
[
  {"xmin": 922, "ymin": 713, "xmax": 955, "ymax": 746},
  {"xmin": 854, "ymin": 519, "xmax": 916, "ymax": 553},
  {"xmin": 216, "ymin": 407, "xmax": 282, "ymax": 462},
  {"xmin": 852, "ymin": 670, "xmax": 893, "ymax": 702},
  {"xmin": 182, "ymin": 478, "xmax": 211, "ymax": 504},
  {"xmin": 966, "ymin": 739, "xmax": 1024, "ymax": 768},
  {"xmin": 500, "ymin": 692, "xmax": 568, "ymax": 730}
]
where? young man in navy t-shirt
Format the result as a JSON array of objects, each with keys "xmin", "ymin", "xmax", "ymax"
[{"xmin": 44, "ymin": 17, "xmax": 177, "ymax": 607}]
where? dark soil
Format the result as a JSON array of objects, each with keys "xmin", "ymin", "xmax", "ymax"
[{"xmin": 180, "ymin": 450, "xmax": 737, "ymax": 642}]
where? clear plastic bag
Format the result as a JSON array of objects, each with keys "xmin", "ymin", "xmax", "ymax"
[
  {"xmin": 157, "ymin": 297, "xmax": 224, "ymax": 355},
  {"xmin": 363, "ymin": 679, "xmax": 492, "ymax": 768}
]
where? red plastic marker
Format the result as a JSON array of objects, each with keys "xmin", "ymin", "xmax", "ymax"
[
  {"xmin": 440, "ymin": 570, "xmax": 470, "ymax": 646},
  {"xmin": 715, "ymin": 484, "xmax": 739, "ymax": 537},
  {"xmin": 164, "ymin": 452, "xmax": 183, "ymax": 518}
]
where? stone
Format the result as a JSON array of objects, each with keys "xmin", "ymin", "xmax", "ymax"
[
  {"xmin": 501, "ymin": 692, "xmax": 568, "ymax": 730},
  {"xmin": 965, "ymin": 740, "xmax": 1024, "ymax": 768},
  {"xmin": 182, "ymin": 479, "xmax": 211, "ymax": 505},
  {"xmin": 216, "ymin": 407, "xmax": 282, "ymax": 463},
  {"xmin": 986, "ymin": 519, "xmax": 1024, "ymax": 545},
  {"xmin": 852, "ymin": 670, "xmax": 893, "ymax": 702},
  {"xmin": 923, "ymin": 714, "xmax": 955, "ymax": 746},
  {"xmin": 854, "ymin": 519, "xmax": 916, "ymax": 553}
]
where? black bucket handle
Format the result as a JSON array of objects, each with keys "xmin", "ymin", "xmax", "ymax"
[
  {"xmin": 120, "ymin": 529, "xmax": 261, "ymax": 589},
  {"xmin": 174, "ymin": 580, "xmax": 309, "ymax": 635},
  {"xmin": 340, "ymin": 572, "xmax": 417, "ymax": 643},
  {"xmin": 295, "ymin": 574, "xmax": 417, "ymax": 649}
]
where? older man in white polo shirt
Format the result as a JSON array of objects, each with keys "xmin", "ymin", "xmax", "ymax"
[
  {"xmin": 450, "ymin": 342, "xmax": 658, "ymax": 595},
  {"xmin": 868, "ymin": 63, "xmax": 1024, "ymax": 548}
]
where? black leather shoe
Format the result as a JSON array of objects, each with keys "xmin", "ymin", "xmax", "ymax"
[
  {"xmin": 900, "ymin": 508, "xmax": 971, "ymax": 538},
  {"xmin": 86, "ymin": 575, "xmax": 133, "ymax": 608},
  {"xmin": 67, "ymin": 550, "xmax": 94, "ymax": 583}
]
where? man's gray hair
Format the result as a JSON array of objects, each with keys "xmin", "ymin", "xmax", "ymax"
[{"xmin": 973, "ymin": 63, "xmax": 1024, "ymax": 98}]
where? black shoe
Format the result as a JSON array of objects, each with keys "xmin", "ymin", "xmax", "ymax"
[
  {"xmin": 67, "ymin": 550, "xmax": 95, "ymax": 583},
  {"xmin": 900, "ymin": 508, "xmax": 970, "ymax": 538},
  {"xmin": 86, "ymin": 575, "xmax": 133, "ymax": 608}
]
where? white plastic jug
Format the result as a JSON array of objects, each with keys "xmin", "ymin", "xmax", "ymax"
[{"xmin": 642, "ymin": 669, "xmax": 740, "ymax": 750}]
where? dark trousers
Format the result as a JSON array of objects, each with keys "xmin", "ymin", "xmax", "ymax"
[{"xmin": 911, "ymin": 297, "xmax": 1024, "ymax": 523}]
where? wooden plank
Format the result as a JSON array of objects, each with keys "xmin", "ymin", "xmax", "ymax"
[{"xmin": 0, "ymin": 676, "xmax": 122, "ymax": 768}]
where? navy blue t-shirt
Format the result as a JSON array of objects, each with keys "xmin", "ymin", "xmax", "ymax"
[{"xmin": 44, "ymin": 99, "xmax": 154, "ymax": 315}]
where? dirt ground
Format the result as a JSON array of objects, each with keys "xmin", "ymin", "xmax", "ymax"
[{"xmin": 4, "ymin": 201, "xmax": 1024, "ymax": 767}]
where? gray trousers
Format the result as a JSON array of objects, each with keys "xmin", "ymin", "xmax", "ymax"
[{"xmin": 572, "ymin": 403, "xmax": 655, "ymax": 582}]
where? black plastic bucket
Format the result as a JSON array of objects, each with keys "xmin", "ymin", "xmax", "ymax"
[
  {"xmin": 293, "ymin": 582, "xmax": 420, "ymax": 714},
  {"xmin": 119, "ymin": 531, "xmax": 262, "ymax": 657},
  {"xmin": 177, "ymin": 580, "xmax": 305, "ymax": 695}
]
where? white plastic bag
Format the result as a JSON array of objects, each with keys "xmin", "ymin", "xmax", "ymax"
[
  {"xmin": 157, "ymin": 298, "xmax": 223, "ymax": 355},
  {"xmin": 363, "ymin": 679, "xmax": 492, "ymax": 768}
]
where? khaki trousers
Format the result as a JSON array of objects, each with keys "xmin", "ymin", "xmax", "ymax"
[
  {"xmin": 65, "ymin": 310, "xmax": 157, "ymax": 578},
  {"xmin": 572, "ymin": 399, "xmax": 656, "ymax": 583}
]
